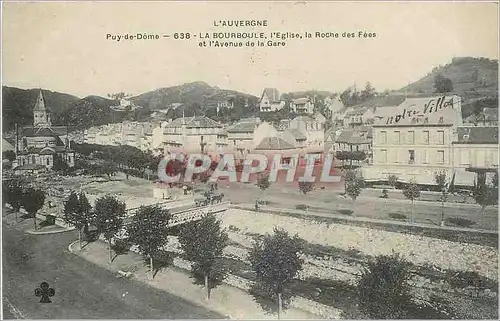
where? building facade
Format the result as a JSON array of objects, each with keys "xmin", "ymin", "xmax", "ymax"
[
  {"xmin": 13, "ymin": 90, "xmax": 75, "ymax": 174},
  {"xmin": 259, "ymin": 88, "xmax": 285, "ymax": 112},
  {"xmin": 162, "ymin": 116, "xmax": 229, "ymax": 154},
  {"xmin": 363, "ymin": 95, "xmax": 464, "ymax": 185},
  {"xmin": 290, "ymin": 97, "xmax": 314, "ymax": 114}
]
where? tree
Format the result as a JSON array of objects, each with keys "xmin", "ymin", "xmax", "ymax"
[
  {"xmin": 127, "ymin": 205, "xmax": 171, "ymax": 279},
  {"xmin": 248, "ymin": 228, "xmax": 304, "ymax": 319},
  {"xmin": 256, "ymin": 172, "xmax": 271, "ymax": 205},
  {"xmin": 52, "ymin": 154, "xmax": 69, "ymax": 174},
  {"xmin": 4, "ymin": 178, "xmax": 25, "ymax": 221},
  {"xmin": 21, "ymin": 188, "xmax": 45, "ymax": 231},
  {"xmin": 298, "ymin": 181, "xmax": 314, "ymax": 195},
  {"xmin": 434, "ymin": 74, "xmax": 453, "ymax": 93},
  {"xmin": 93, "ymin": 195, "xmax": 126, "ymax": 263},
  {"xmin": 434, "ymin": 171, "xmax": 448, "ymax": 227},
  {"xmin": 63, "ymin": 191, "xmax": 92, "ymax": 248},
  {"xmin": 403, "ymin": 181, "xmax": 421, "ymax": 223},
  {"xmin": 344, "ymin": 169, "xmax": 357, "ymax": 194},
  {"xmin": 346, "ymin": 179, "xmax": 362, "ymax": 216},
  {"xmin": 360, "ymin": 81, "xmax": 376, "ymax": 102},
  {"xmin": 3, "ymin": 150, "xmax": 16, "ymax": 162},
  {"xmin": 358, "ymin": 253, "xmax": 413, "ymax": 319},
  {"xmin": 387, "ymin": 174, "xmax": 398, "ymax": 190},
  {"xmin": 178, "ymin": 214, "xmax": 229, "ymax": 300},
  {"xmin": 472, "ymin": 174, "xmax": 497, "ymax": 224}
]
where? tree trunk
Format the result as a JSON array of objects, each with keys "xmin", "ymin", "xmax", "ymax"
[
  {"xmin": 205, "ymin": 273, "xmax": 210, "ymax": 300},
  {"xmin": 15, "ymin": 211, "xmax": 18, "ymax": 224},
  {"xmin": 277, "ymin": 292, "xmax": 283, "ymax": 320},
  {"xmin": 440, "ymin": 200, "xmax": 445, "ymax": 227},
  {"xmin": 33, "ymin": 214, "xmax": 37, "ymax": 231},
  {"xmin": 150, "ymin": 256, "xmax": 154, "ymax": 279},
  {"xmin": 411, "ymin": 199, "xmax": 414, "ymax": 223},
  {"xmin": 352, "ymin": 199, "xmax": 356, "ymax": 217},
  {"xmin": 78, "ymin": 229, "xmax": 82, "ymax": 249},
  {"xmin": 108, "ymin": 239, "xmax": 112, "ymax": 263}
]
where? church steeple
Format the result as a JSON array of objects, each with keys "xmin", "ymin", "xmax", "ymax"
[{"xmin": 33, "ymin": 89, "xmax": 51, "ymax": 128}]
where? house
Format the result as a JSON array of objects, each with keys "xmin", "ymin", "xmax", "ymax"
[
  {"xmin": 226, "ymin": 117, "xmax": 261, "ymax": 158},
  {"xmin": 290, "ymin": 97, "xmax": 314, "ymax": 114},
  {"xmin": 162, "ymin": 116, "xmax": 228, "ymax": 154},
  {"xmin": 333, "ymin": 126, "xmax": 373, "ymax": 165},
  {"xmin": 362, "ymin": 95, "xmax": 464, "ymax": 185},
  {"xmin": 253, "ymin": 122, "xmax": 279, "ymax": 148},
  {"xmin": 288, "ymin": 115, "xmax": 324, "ymax": 153},
  {"xmin": 452, "ymin": 126, "xmax": 499, "ymax": 186},
  {"xmin": 325, "ymin": 96, "xmax": 345, "ymax": 117},
  {"xmin": 343, "ymin": 107, "xmax": 376, "ymax": 127},
  {"xmin": 464, "ymin": 108, "xmax": 498, "ymax": 126},
  {"xmin": 259, "ymin": 88, "xmax": 285, "ymax": 112},
  {"xmin": 13, "ymin": 90, "xmax": 75, "ymax": 174}
]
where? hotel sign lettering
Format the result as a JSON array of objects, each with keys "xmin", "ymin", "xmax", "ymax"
[{"xmin": 386, "ymin": 96, "xmax": 454, "ymax": 125}]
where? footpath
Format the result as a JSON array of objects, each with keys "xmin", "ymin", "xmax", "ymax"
[{"xmin": 68, "ymin": 240, "xmax": 323, "ymax": 320}]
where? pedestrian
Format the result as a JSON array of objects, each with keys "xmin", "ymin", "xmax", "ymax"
[{"xmin": 255, "ymin": 198, "xmax": 259, "ymax": 212}]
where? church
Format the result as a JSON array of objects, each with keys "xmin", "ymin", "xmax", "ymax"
[{"xmin": 12, "ymin": 90, "xmax": 75, "ymax": 175}]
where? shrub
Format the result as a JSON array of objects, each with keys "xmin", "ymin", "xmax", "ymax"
[
  {"xmin": 381, "ymin": 189, "xmax": 389, "ymax": 198},
  {"xmin": 295, "ymin": 204, "xmax": 308, "ymax": 211},
  {"xmin": 46, "ymin": 215, "xmax": 56, "ymax": 225},
  {"xmin": 358, "ymin": 253, "xmax": 413, "ymax": 319},
  {"xmin": 445, "ymin": 217, "xmax": 476, "ymax": 228},
  {"xmin": 389, "ymin": 213, "xmax": 407, "ymax": 220},
  {"xmin": 112, "ymin": 239, "xmax": 131, "ymax": 255}
]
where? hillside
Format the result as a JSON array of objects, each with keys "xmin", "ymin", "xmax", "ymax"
[
  {"xmin": 61, "ymin": 95, "xmax": 144, "ymax": 130},
  {"xmin": 399, "ymin": 57, "xmax": 498, "ymax": 99},
  {"xmin": 2, "ymin": 86, "xmax": 80, "ymax": 131},
  {"xmin": 131, "ymin": 81, "xmax": 259, "ymax": 111}
]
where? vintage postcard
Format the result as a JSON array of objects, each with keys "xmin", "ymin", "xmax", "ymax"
[{"xmin": 1, "ymin": 1, "xmax": 498, "ymax": 319}]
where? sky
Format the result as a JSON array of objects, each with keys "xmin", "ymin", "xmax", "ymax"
[{"xmin": 2, "ymin": 1, "xmax": 498, "ymax": 98}]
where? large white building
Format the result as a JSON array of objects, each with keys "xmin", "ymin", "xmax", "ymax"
[
  {"xmin": 363, "ymin": 95, "xmax": 468, "ymax": 185},
  {"xmin": 161, "ymin": 116, "xmax": 229, "ymax": 155}
]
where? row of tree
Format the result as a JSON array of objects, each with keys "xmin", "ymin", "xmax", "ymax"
[{"xmin": 3, "ymin": 178, "xmax": 46, "ymax": 230}]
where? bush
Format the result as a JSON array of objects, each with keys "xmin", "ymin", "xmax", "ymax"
[
  {"xmin": 381, "ymin": 189, "xmax": 389, "ymax": 198},
  {"xmin": 295, "ymin": 204, "xmax": 308, "ymax": 211},
  {"xmin": 388, "ymin": 213, "xmax": 407, "ymax": 220},
  {"xmin": 445, "ymin": 217, "xmax": 476, "ymax": 228},
  {"xmin": 358, "ymin": 253, "xmax": 413, "ymax": 319},
  {"xmin": 228, "ymin": 225, "xmax": 240, "ymax": 232},
  {"xmin": 112, "ymin": 239, "xmax": 131, "ymax": 255},
  {"xmin": 46, "ymin": 215, "xmax": 56, "ymax": 225}
]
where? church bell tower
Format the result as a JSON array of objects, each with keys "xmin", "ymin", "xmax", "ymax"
[{"xmin": 33, "ymin": 89, "xmax": 51, "ymax": 128}]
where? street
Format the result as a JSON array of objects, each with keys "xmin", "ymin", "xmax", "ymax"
[{"xmin": 2, "ymin": 214, "xmax": 224, "ymax": 319}]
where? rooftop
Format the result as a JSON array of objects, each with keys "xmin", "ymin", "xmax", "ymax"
[
  {"xmin": 255, "ymin": 137, "xmax": 296, "ymax": 151},
  {"xmin": 166, "ymin": 116, "xmax": 223, "ymax": 129},
  {"xmin": 454, "ymin": 126, "xmax": 499, "ymax": 144}
]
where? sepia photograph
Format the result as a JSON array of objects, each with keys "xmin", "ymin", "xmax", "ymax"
[{"xmin": 1, "ymin": 1, "xmax": 499, "ymax": 319}]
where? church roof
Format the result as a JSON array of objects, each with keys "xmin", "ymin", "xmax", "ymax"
[
  {"xmin": 22, "ymin": 126, "xmax": 67, "ymax": 138},
  {"xmin": 33, "ymin": 90, "xmax": 47, "ymax": 112}
]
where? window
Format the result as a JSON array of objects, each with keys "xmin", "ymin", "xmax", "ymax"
[
  {"xmin": 422, "ymin": 150, "xmax": 428, "ymax": 164},
  {"xmin": 408, "ymin": 150, "xmax": 415, "ymax": 164},
  {"xmin": 380, "ymin": 131, "xmax": 387, "ymax": 144},
  {"xmin": 438, "ymin": 131, "xmax": 445, "ymax": 144},
  {"xmin": 394, "ymin": 131, "xmax": 401, "ymax": 144},
  {"xmin": 46, "ymin": 158, "xmax": 50, "ymax": 166},
  {"xmin": 408, "ymin": 131, "xmax": 415, "ymax": 144},
  {"xmin": 356, "ymin": 145, "xmax": 359, "ymax": 151},
  {"xmin": 437, "ymin": 150, "xmax": 445, "ymax": 164},
  {"xmin": 423, "ymin": 131, "xmax": 429, "ymax": 144},
  {"xmin": 32, "ymin": 155, "xmax": 35, "ymax": 164},
  {"xmin": 394, "ymin": 150, "xmax": 399, "ymax": 163},
  {"xmin": 380, "ymin": 149, "xmax": 387, "ymax": 163}
]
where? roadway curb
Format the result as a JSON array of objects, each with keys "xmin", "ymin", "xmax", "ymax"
[
  {"xmin": 26, "ymin": 227, "xmax": 76, "ymax": 235},
  {"xmin": 68, "ymin": 240, "xmax": 79, "ymax": 253}
]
